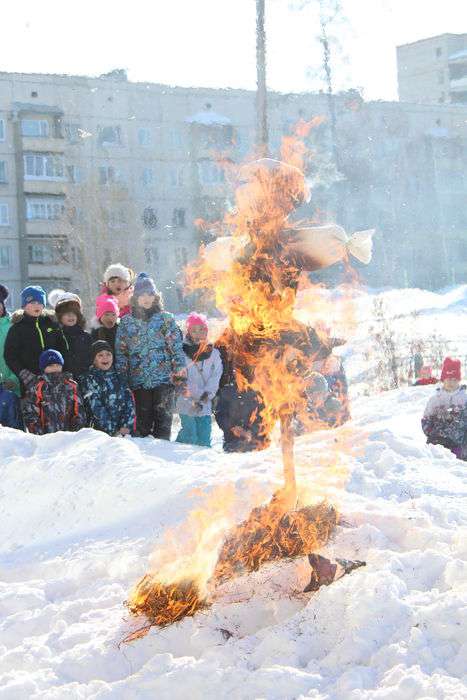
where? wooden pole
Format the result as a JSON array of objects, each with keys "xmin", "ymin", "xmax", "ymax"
[
  {"xmin": 256, "ymin": 0, "xmax": 268, "ymax": 157},
  {"xmin": 279, "ymin": 412, "xmax": 297, "ymax": 509}
]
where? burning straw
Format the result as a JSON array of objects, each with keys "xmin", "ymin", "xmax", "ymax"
[{"xmin": 125, "ymin": 122, "xmax": 369, "ymax": 638}]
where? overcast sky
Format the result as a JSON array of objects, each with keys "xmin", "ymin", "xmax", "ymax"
[{"xmin": 2, "ymin": 0, "xmax": 467, "ymax": 101}]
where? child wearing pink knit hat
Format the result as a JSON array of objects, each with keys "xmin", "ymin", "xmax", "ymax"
[
  {"xmin": 176, "ymin": 312, "xmax": 223, "ymax": 447},
  {"xmin": 91, "ymin": 294, "xmax": 120, "ymax": 351}
]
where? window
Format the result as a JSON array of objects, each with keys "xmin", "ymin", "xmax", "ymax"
[
  {"xmin": 198, "ymin": 160, "xmax": 225, "ymax": 185},
  {"xmin": 28, "ymin": 243, "xmax": 54, "ymax": 264},
  {"xmin": 105, "ymin": 208, "xmax": 127, "ymax": 228},
  {"xmin": 26, "ymin": 197, "xmax": 65, "ymax": 221},
  {"xmin": 0, "ymin": 119, "xmax": 4, "ymax": 142},
  {"xmin": 67, "ymin": 165, "xmax": 83, "ymax": 183},
  {"xmin": 142, "ymin": 207, "xmax": 158, "ymax": 229},
  {"xmin": 138, "ymin": 128, "xmax": 151, "ymax": 146},
  {"xmin": 64, "ymin": 123, "xmax": 82, "ymax": 143},
  {"xmin": 169, "ymin": 128, "xmax": 183, "ymax": 148},
  {"xmin": 438, "ymin": 71, "xmax": 445, "ymax": 85},
  {"xmin": 142, "ymin": 167, "xmax": 154, "ymax": 187},
  {"xmin": 145, "ymin": 246, "xmax": 159, "ymax": 265},
  {"xmin": 175, "ymin": 246, "xmax": 188, "ymax": 268},
  {"xmin": 436, "ymin": 47, "xmax": 442, "ymax": 58},
  {"xmin": 98, "ymin": 126, "xmax": 122, "ymax": 147},
  {"xmin": 0, "ymin": 246, "xmax": 11, "ymax": 268},
  {"xmin": 172, "ymin": 208, "xmax": 186, "ymax": 227},
  {"xmin": 0, "ymin": 203, "xmax": 9, "ymax": 226},
  {"xmin": 21, "ymin": 119, "xmax": 49, "ymax": 137},
  {"xmin": 0, "ymin": 162, "xmax": 6, "ymax": 183},
  {"xmin": 24, "ymin": 153, "xmax": 64, "ymax": 180},
  {"xmin": 169, "ymin": 166, "xmax": 184, "ymax": 187},
  {"xmin": 99, "ymin": 165, "xmax": 123, "ymax": 185}
]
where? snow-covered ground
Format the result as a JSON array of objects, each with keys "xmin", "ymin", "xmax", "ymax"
[{"xmin": 1, "ymin": 287, "xmax": 467, "ymax": 699}]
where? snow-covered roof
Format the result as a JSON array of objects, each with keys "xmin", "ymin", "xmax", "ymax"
[
  {"xmin": 186, "ymin": 106, "xmax": 231, "ymax": 126},
  {"xmin": 450, "ymin": 76, "xmax": 467, "ymax": 91},
  {"xmin": 448, "ymin": 48, "xmax": 467, "ymax": 62}
]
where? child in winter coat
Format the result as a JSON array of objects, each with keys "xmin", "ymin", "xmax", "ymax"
[
  {"xmin": 176, "ymin": 313, "xmax": 223, "ymax": 447},
  {"xmin": 422, "ymin": 357, "xmax": 467, "ymax": 460},
  {"xmin": 50, "ymin": 290, "xmax": 93, "ymax": 379},
  {"xmin": 100, "ymin": 263, "xmax": 134, "ymax": 318},
  {"xmin": 4, "ymin": 286, "xmax": 68, "ymax": 394},
  {"xmin": 22, "ymin": 350, "xmax": 86, "ymax": 435},
  {"xmin": 80, "ymin": 341, "xmax": 136, "ymax": 436},
  {"xmin": 214, "ymin": 327, "xmax": 269, "ymax": 453},
  {"xmin": 0, "ymin": 284, "xmax": 20, "ymax": 396},
  {"xmin": 0, "ymin": 380, "xmax": 22, "ymax": 430},
  {"xmin": 90, "ymin": 295, "xmax": 119, "ymax": 351},
  {"xmin": 115, "ymin": 273, "xmax": 186, "ymax": 439},
  {"xmin": 414, "ymin": 366, "xmax": 438, "ymax": 386}
]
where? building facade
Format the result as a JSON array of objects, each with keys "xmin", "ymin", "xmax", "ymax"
[
  {"xmin": 0, "ymin": 68, "xmax": 466, "ymax": 312},
  {"xmin": 397, "ymin": 33, "xmax": 467, "ymax": 105}
]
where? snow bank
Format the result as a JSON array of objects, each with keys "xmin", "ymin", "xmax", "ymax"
[
  {"xmin": 1, "ymin": 286, "xmax": 467, "ymax": 698},
  {"xmin": 1, "ymin": 375, "xmax": 466, "ymax": 698}
]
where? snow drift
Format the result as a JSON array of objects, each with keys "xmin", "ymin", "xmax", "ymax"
[{"xmin": 0, "ymin": 286, "xmax": 467, "ymax": 699}]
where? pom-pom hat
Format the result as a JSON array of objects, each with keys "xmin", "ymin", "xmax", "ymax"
[
  {"xmin": 440, "ymin": 357, "xmax": 461, "ymax": 381},
  {"xmin": 95, "ymin": 294, "xmax": 119, "ymax": 320},
  {"xmin": 39, "ymin": 349, "xmax": 64, "ymax": 371},
  {"xmin": 104, "ymin": 263, "xmax": 131, "ymax": 284},
  {"xmin": 133, "ymin": 272, "xmax": 158, "ymax": 298}
]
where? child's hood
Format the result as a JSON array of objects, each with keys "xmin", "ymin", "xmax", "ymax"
[{"xmin": 11, "ymin": 308, "xmax": 56, "ymax": 325}]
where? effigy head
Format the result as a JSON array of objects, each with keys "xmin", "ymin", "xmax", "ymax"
[{"xmin": 236, "ymin": 158, "xmax": 310, "ymax": 222}]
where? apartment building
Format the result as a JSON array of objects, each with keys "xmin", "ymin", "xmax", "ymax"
[
  {"xmin": 1, "ymin": 68, "xmax": 467, "ymax": 311},
  {"xmin": 397, "ymin": 33, "xmax": 467, "ymax": 105}
]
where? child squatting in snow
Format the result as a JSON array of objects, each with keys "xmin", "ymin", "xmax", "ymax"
[{"xmin": 421, "ymin": 357, "xmax": 467, "ymax": 460}]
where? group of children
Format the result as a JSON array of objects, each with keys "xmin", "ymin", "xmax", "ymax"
[
  {"xmin": 2, "ymin": 264, "xmax": 464, "ymax": 460},
  {"xmin": 0, "ymin": 265, "xmax": 229, "ymax": 448}
]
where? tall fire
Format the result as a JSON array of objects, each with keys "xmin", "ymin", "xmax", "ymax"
[{"xmin": 125, "ymin": 124, "xmax": 373, "ymax": 641}]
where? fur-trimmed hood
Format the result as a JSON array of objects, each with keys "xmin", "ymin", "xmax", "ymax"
[{"xmin": 11, "ymin": 308, "xmax": 56, "ymax": 324}]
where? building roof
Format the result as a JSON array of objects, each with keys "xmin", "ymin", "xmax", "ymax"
[{"xmin": 397, "ymin": 33, "xmax": 467, "ymax": 49}]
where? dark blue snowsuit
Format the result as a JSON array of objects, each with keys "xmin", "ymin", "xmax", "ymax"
[
  {"xmin": 80, "ymin": 366, "xmax": 136, "ymax": 436},
  {"xmin": 0, "ymin": 383, "xmax": 23, "ymax": 430}
]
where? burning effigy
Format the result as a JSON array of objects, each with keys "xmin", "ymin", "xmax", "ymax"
[{"xmin": 125, "ymin": 135, "xmax": 373, "ymax": 639}]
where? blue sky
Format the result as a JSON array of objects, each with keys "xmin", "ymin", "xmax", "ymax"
[{"xmin": 3, "ymin": 0, "xmax": 467, "ymax": 100}]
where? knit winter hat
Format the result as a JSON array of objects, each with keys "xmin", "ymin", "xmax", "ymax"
[
  {"xmin": 0, "ymin": 284, "xmax": 9, "ymax": 303},
  {"xmin": 21, "ymin": 285, "xmax": 46, "ymax": 308},
  {"xmin": 91, "ymin": 340, "xmax": 113, "ymax": 360},
  {"xmin": 186, "ymin": 312, "xmax": 208, "ymax": 332},
  {"xmin": 103, "ymin": 263, "xmax": 131, "ymax": 285},
  {"xmin": 440, "ymin": 357, "xmax": 461, "ymax": 381},
  {"xmin": 133, "ymin": 272, "xmax": 158, "ymax": 298},
  {"xmin": 39, "ymin": 349, "xmax": 64, "ymax": 372},
  {"xmin": 95, "ymin": 294, "xmax": 119, "ymax": 320},
  {"xmin": 49, "ymin": 289, "xmax": 82, "ymax": 311}
]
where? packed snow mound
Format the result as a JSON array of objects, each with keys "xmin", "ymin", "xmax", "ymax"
[{"xmin": 1, "ymin": 383, "xmax": 467, "ymax": 699}]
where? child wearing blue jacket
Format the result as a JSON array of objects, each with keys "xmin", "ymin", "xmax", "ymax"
[
  {"xmin": 80, "ymin": 341, "xmax": 136, "ymax": 436},
  {"xmin": 0, "ymin": 380, "xmax": 22, "ymax": 430},
  {"xmin": 115, "ymin": 273, "xmax": 186, "ymax": 439}
]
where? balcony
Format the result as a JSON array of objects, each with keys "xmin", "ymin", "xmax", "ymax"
[
  {"xmin": 21, "ymin": 136, "xmax": 64, "ymax": 153},
  {"xmin": 25, "ymin": 220, "xmax": 66, "ymax": 238},
  {"xmin": 27, "ymin": 263, "xmax": 72, "ymax": 278},
  {"xmin": 23, "ymin": 179, "xmax": 67, "ymax": 196}
]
